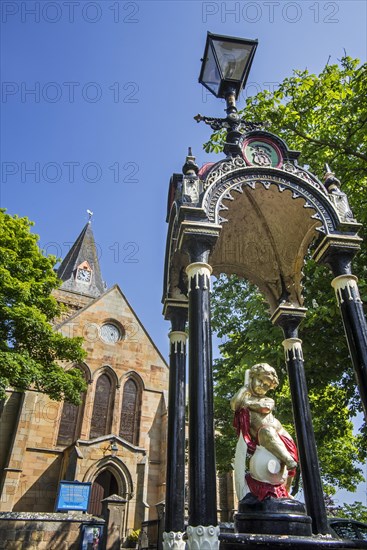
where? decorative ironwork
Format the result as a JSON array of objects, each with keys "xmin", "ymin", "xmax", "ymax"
[
  {"xmin": 194, "ymin": 113, "xmax": 267, "ymax": 133},
  {"xmin": 203, "ymin": 173, "xmax": 333, "ymax": 233}
]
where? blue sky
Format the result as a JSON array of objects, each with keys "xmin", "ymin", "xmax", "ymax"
[{"xmin": 1, "ymin": 0, "xmax": 367, "ymax": 505}]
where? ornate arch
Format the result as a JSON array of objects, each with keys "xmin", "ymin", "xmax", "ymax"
[
  {"xmin": 92, "ymin": 364, "xmax": 119, "ymax": 387},
  {"xmin": 84, "ymin": 456, "xmax": 134, "ymax": 516},
  {"xmin": 84, "ymin": 456, "xmax": 134, "ymax": 496},
  {"xmin": 202, "ymin": 164, "xmax": 341, "ymax": 233},
  {"xmin": 119, "ymin": 370, "xmax": 145, "ymax": 390}
]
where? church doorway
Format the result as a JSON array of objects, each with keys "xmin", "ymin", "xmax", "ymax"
[{"xmin": 88, "ymin": 469, "xmax": 119, "ymax": 516}]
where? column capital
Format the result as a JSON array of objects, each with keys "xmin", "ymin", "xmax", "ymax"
[
  {"xmin": 163, "ymin": 299, "xmax": 188, "ymax": 322},
  {"xmin": 178, "ymin": 222, "xmax": 221, "ymax": 263},
  {"xmin": 313, "ymin": 234, "xmax": 362, "ymax": 275},
  {"xmin": 271, "ymin": 305, "xmax": 307, "ymax": 337}
]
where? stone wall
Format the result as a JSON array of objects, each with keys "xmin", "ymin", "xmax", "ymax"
[{"xmin": 0, "ymin": 511, "xmax": 105, "ymax": 550}]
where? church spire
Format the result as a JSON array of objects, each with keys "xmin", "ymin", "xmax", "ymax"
[{"xmin": 57, "ymin": 217, "xmax": 105, "ymax": 298}]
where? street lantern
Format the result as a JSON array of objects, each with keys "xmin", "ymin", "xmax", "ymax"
[
  {"xmin": 103, "ymin": 438, "xmax": 119, "ymax": 457},
  {"xmin": 110, "ymin": 440, "xmax": 118, "ymax": 457},
  {"xmin": 199, "ymin": 32, "xmax": 258, "ymax": 102},
  {"xmin": 196, "ymin": 32, "xmax": 260, "ymax": 156}
]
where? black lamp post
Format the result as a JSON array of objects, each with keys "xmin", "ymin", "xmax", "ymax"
[{"xmin": 197, "ymin": 32, "xmax": 260, "ymax": 155}]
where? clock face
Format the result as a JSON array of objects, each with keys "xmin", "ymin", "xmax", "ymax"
[
  {"xmin": 76, "ymin": 268, "xmax": 91, "ymax": 283},
  {"xmin": 100, "ymin": 323, "xmax": 121, "ymax": 344}
]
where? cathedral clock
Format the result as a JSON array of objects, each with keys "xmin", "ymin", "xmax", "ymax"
[
  {"xmin": 76, "ymin": 261, "xmax": 92, "ymax": 284},
  {"xmin": 76, "ymin": 268, "xmax": 91, "ymax": 283}
]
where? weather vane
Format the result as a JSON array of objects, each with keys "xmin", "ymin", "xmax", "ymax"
[{"xmin": 87, "ymin": 209, "xmax": 94, "ymax": 221}]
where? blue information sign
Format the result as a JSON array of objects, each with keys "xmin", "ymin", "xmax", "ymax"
[{"xmin": 56, "ymin": 481, "xmax": 92, "ymax": 512}]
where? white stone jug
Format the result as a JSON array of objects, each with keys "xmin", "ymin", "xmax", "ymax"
[{"xmin": 249, "ymin": 445, "xmax": 287, "ymax": 485}]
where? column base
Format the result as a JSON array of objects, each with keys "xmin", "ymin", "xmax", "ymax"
[
  {"xmin": 163, "ymin": 531, "xmax": 186, "ymax": 550},
  {"xmin": 235, "ymin": 496, "xmax": 312, "ymax": 537},
  {"xmin": 187, "ymin": 525, "xmax": 220, "ymax": 550}
]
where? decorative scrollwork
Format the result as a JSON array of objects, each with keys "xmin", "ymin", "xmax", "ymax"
[
  {"xmin": 194, "ymin": 113, "xmax": 267, "ymax": 133},
  {"xmin": 204, "ymin": 156, "xmax": 247, "ymax": 189},
  {"xmin": 282, "ymin": 162, "xmax": 326, "ymax": 194}
]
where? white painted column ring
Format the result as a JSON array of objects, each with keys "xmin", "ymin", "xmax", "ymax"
[
  {"xmin": 331, "ymin": 274, "xmax": 362, "ymax": 305},
  {"xmin": 185, "ymin": 262, "xmax": 212, "ymax": 293},
  {"xmin": 169, "ymin": 331, "xmax": 187, "ymax": 355},
  {"xmin": 282, "ymin": 337, "xmax": 304, "ymax": 361}
]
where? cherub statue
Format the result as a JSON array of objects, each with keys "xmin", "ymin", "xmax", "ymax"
[{"xmin": 231, "ymin": 363, "xmax": 298, "ymax": 502}]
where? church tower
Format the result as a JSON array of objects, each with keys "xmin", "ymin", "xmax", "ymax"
[{"xmin": 53, "ymin": 220, "xmax": 106, "ymax": 319}]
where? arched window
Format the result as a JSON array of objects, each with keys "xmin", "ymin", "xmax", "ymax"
[
  {"xmin": 90, "ymin": 373, "xmax": 113, "ymax": 439},
  {"xmin": 57, "ymin": 368, "xmax": 87, "ymax": 447},
  {"xmin": 119, "ymin": 379, "xmax": 141, "ymax": 445}
]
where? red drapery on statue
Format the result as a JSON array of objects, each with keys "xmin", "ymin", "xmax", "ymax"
[{"xmin": 233, "ymin": 409, "xmax": 298, "ymax": 501}]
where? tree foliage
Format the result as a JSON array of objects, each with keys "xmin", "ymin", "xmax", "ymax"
[
  {"xmin": 0, "ymin": 209, "xmax": 87, "ymax": 403},
  {"xmin": 335, "ymin": 502, "xmax": 367, "ymax": 523},
  {"xmin": 208, "ymin": 57, "xmax": 367, "ymax": 496}
]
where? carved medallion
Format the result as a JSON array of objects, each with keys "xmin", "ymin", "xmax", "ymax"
[{"xmin": 242, "ymin": 137, "xmax": 283, "ymax": 168}]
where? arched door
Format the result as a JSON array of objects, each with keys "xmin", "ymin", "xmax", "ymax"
[{"xmin": 88, "ymin": 469, "xmax": 119, "ymax": 516}]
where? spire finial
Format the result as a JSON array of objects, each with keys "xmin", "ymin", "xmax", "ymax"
[
  {"xmin": 324, "ymin": 163, "xmax": 332, "ymax": 176},
  {"xmin": 182, "ymin": 147, "xmax": 199, "ymax": 175},
  {"xmin": 323, "ymin": 164, "xmax": 340, "ymax": 192},
  {"xmin": 87, "ymin": 209, "xmax": 94, "ymax": 222}
]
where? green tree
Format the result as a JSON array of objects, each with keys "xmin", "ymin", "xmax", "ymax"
[
  {"xmin": 335, "ymin": 502, "xmax": 367, "ymax": 523},
  {"xmin": 208, "ymin": 57, "xmax": 367, "ymax": 495},
  {"xmin": 0, "ymin": 209, "xmax": 87, "ymax": 403}
]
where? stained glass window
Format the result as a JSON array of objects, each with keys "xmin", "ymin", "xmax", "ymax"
[
  {"xmin": 119, "ymin": 379, "xmax": 140, "ymax": 445},
  {"xmin": 57, "ymin": 368, "xmax": 86, "ymax": 446},
  {"xmin": 90, "ymin": 374, "xmax": 113, "ymax": 439}
]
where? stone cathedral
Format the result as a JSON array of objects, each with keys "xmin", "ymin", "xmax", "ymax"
[{"xmin": 0, "ymin": 221, "xmax": 169, "ymax": 536}]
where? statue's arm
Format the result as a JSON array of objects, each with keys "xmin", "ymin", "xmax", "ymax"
[
  {"xmin": 230, "ymin": 387, "xmax": 249, "ymax": 411},
  {"xmin": 244, "ymin": 396, "xmax": 274, "ymax": 413}
]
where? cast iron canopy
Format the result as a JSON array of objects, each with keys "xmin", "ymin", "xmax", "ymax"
[{"xmin": 199, "ymin": 32, "xmax": 258, "ymax": 100}]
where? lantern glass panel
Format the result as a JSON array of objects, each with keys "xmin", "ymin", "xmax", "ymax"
[
  {"xmin": 201, "ymin": 43, "xmax": 221, "ymax": 96},
  {"xmin": 212, "ymin": 40, "xmax": 253, "ymax": 81}
]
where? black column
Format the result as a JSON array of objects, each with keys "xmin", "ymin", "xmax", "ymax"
[
  {"xmin": 328, "ymin": 256, "xmax": 367, "ymax": 421},
  {"xmin": 165, "ymin": 308, "xmax": 187, "ymax": 535},
  {"xmin": 186, "ymin": 248, "xmax": 217, "ymax": 528},
  {"xmin": 275, "ymin": 310, "xmax": 329, "ymax": 535}
]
